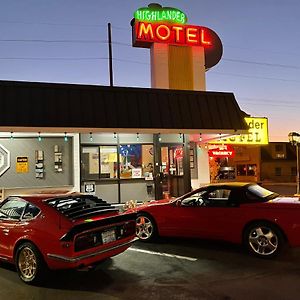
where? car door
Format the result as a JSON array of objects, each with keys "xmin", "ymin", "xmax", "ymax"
[
  {"xmin": 172, "ymin": 188, "xmax": 242, "ymax": 240},
  {"xmin": 0, "ymin": 197, "xmax": 27, "ymax": 260}
]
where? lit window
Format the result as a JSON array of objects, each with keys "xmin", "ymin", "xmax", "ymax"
[{"xmin": 119, "ymin": 144, "xmax": 154, "ymax": 179}]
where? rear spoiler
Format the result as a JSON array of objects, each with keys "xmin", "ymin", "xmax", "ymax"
[{"xmin": 60, "ymin": 212, "xmax": 137, "ymax": 242}]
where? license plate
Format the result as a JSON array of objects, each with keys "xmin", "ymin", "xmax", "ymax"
[{"xmin": 101, "ymin": 229, "xmax": 116, "ymax": 244}]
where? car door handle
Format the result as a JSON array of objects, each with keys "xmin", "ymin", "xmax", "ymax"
[{"xmin": 2, "ymin": 229, "xmax": 9, "ymax": 235}]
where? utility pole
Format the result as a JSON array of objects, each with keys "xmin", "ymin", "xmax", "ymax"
[{"xmin": 108, "ymin": 23, "xmax": 114, "ymax": 87}]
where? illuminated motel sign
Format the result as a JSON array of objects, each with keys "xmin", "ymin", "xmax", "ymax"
[
  {"xmin": 134, "ymin": 6, "xmax": 188, "ymax": 24},
  {"xmin": 208, "ymin": 145, "xmax": 235, "ymax": 158},
  {"xmin": 132, "ymin": 4, "xmax": 223, "ymax": 69},
  {"xmin": 212, "ymin": 117, "xmax": 269, "ymax": 145}
]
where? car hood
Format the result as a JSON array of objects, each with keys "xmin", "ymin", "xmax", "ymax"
[{"xmin": 137, "ymin": 198, "xmax": 175, "ymax": 209}]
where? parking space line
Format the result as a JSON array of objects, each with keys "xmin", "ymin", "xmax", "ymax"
[{"xmin": 128, "ymin": 247, "xmax": 197, "ymax": 261}]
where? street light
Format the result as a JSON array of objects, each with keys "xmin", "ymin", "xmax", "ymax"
[{"xmin": 288, "ymin": 132, "xmax": 300, "ymax": 195}]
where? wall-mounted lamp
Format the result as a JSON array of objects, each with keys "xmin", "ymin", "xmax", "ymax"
[
  {"xmin": 38, "ymin": 132, "xmax": 42, "ymax": 142},
  {"xmin": 218, "ymin": 133, "xmax": 222, "ymax": 142},
  {"xmin": 179, "ymin": 133, "xmax": 183, "ymax": 141},
  {"xmin": 64, "ymin": 132, "xmax": 68, "ymax": 142},
  {"xmin": 199, "ymin": 133, "xmax": 202, "ymax": 142},
  {"xmin": 158, "ymin": 133, "xmax": 162, "ymax": 142}
]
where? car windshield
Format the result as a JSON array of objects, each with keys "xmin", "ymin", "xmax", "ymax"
[{"xmin": 247, "ymin": 184, "xmax": 278, "ymax": 200}]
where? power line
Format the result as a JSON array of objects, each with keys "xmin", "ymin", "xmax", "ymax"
[
  {"xmin": 0, "ymin": 39, "xmax": 107, "ymax": 44},
  {"xmin": 223, "ymin": 58, "xmax": 300, "ymax": 70},
  {"xmin": 210, "ymin": 71, "xmax": 300, "ymax": 83},
  {"xmin": 0, "ymin": 20, "xmax": 107, "ymax": 28},
  {"xmin": 238, "ymin": 96, "xmax": 300, "ymax": 105},
  {"xmin": 0, "ymin": 57, "xmax": 149, "ymax": 65},
  {"xmin": 0, "ymin": 57, "xmax": 108, "ymax": 60},
  {"xmin": 1, "ymin": 39, "xmax": 300, "ymax": 70}
]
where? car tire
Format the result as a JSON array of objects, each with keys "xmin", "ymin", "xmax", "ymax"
[
  {"xmin": 15, "ymin": 242, "xmax": 49, "ymax": 284},
  {"xmin": 243, "ymin": 222, "xmax": 286, "ymax": 258},
  {"xmin": 136, "ymin": 213, "xmax": 158, "ymax": 242}
]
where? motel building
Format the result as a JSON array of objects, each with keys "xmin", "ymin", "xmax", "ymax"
[{"xmin": 0, "ymin": 4, "xmax": 268, "ymax": 203}]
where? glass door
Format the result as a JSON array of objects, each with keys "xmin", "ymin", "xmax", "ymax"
[{"xmin": 160, "ymin": 145, "xmax": 185, "ymax": 199}]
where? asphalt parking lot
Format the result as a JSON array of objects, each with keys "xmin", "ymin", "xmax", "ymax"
[{"xmin": 1, "ymin": 238, "xmax": 300, "ymax": 300}]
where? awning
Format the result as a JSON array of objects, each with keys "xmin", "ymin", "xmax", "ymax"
[{"xmin": 0, "ymin": 80, "xmax": 249, "ymax": 134}]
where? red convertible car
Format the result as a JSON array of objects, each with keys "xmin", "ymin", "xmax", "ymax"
[
  {"xmin": 134, "ymin": 182, "xmax": 300, "ymax": 258},
  {"xmin": 0, "ymin": 193, "xmax": 136, "ymax": 284}
]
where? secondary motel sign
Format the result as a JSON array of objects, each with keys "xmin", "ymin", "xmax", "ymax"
[
  {"xmin": 212, "ymin": 117, "xmax": 269, "ymax": 145},
  {"xmin": 132, "ymin": 4, "xmax": 223, "ymax": 69}
]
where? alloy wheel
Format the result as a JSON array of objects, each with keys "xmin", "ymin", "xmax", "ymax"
[
  {"xmin": 136, "ymin": 215, "xmax": 154, "ymax": 240},
  {"xmin": 18, "ymin": 246, "xmax": 37, "ymax": 280},
  {"xmin": 248, "ymin": 226, "xmax": 279, "ymax": 256}
]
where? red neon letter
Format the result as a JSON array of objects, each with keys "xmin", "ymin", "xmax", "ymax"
[
  {"xmin": 138, "ymin": 22, "xmax": 154, "ymax": 40},
  {"xmin": 201, "ymin": 29, "xmax": 211, "ymax": 45},
  {"xmin": 186, "ymin": 28, "xmax": 198, "ymax": 44},
  {"xmin": 156, "ymin": 24, "xmax": 171, "ymax": 41},
  {"xmin": 172, "ymin": 26, "xmax": 183, "ymax": 42}
]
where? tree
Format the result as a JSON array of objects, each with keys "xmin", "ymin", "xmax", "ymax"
[{"xmin": 209, "ymin": 158, "xmax": 220, "ymax": 183}]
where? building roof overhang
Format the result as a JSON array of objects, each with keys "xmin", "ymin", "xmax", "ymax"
[{"xmin": 0, "ymin": 80, "xmax": 249, "ymax": 134}]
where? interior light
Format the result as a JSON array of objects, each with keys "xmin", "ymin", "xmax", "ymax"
[
  {"xmin": 137, "ymin": 133, "xmax": 140, "ymax": 142},
  {"xmin": 113, "ymin": 132, "xmax": 117, "ymax": 139},
  {"xmin": 89, "ymin": 132, "xmax": 93, "ymax": 142},
  {"xmin": 199, "ymin": 133, "xmax": 202, "ymax": 142},
  {"xmin": 10, "ymin": 132, "xmax": 14, "ymax": 140}
]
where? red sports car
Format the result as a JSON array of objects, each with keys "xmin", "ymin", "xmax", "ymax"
[
  {"xmin": 0, "ymin": 193, "xmax": 136, "ymax": 284},
  {"xmin": 134, "ymin": 182, "xmax": 300, "ymax": 258}
]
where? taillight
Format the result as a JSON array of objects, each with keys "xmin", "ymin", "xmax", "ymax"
[
  {"xmin": 75, "ymin": 233, "xmax": 100, "ymax": 252},
  {"xmin": 123, "ymin": 221, "xmax": 136, "ymax": 237}
]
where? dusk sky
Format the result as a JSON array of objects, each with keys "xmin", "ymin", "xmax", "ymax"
[{"xmin": 1, "ymin": 0, "xmax": 299, "ymax": 141}]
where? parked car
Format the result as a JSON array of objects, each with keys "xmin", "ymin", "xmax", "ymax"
[
  {"xmin": 133, "ymin": 182, "xmax": 300, "ymax": 258},
  {"xmin": 0, "ymin": 193, "xmax": 137, "ymax": 284}
]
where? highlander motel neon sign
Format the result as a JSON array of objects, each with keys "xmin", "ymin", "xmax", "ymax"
[
  {"xmin": 135, "ymin": 22, "xmax": 212, "ymax": 47},
  {"xmin": 132, "ymin": 4, "xmax": 223, "ymax": 69}
]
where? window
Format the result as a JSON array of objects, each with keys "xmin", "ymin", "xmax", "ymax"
[
  {"xmin": 22, "ymin": 203, "xmax": 40, "ymax": 220},
  {"xmin": 204, "ymin": 189, "xmax": 232, "ymax": 207},
  {"xmin": 275, "ymin": 167, "xmax": 281, "ymax": 176},
  {"xmin": 0, "ymin": 197, "xmax": 27, "ymax": 220},
  {"xmin": 100, "ymin": 146, "xmax": 117, "ymax": 179},
  {"xmin": 237, "ymin": 164, "xmax": 247, "ymax": 176},
  {"xmin": 237, "ymin": 164, "xmax": 257, "ymax": 176},
  {"xmin": 247, "ymin": 164, "xmax": 257, "ymax": 176},
  {"xmin": 81, "ymin": 147, "xmax": 99, "ymax": 180},
  {"xmin": 207, "ymin": 189, "xmax": 231, "ymax": 200},
  {"xmin": 82, "ymin": 144, "xmax": 154, "ymax": 181},
  {"xmin": 119, "ymin": 144, "xmax": 154, "ymax": 179},
  {"xmin": 248, "ymin": 184, "xmax": 274, "ymax": 199}
]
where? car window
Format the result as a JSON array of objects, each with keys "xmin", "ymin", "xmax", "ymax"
[
  {"xmin": 247, "ymin": 184, "xmax": 276, "ymax": 200},
  {"xmin": 181, "ymin": 191, "xmax": 206, "ymax": 207},
  {"xmin": 207, "ymin": 189, "xmax": 231, "ymax": 200},
  {"xmin": 0, "ymin": 197, "xmax": 27, "ymax": 220},
  {"xmin": 204, "ymin": 189, "xmax": 232, "ymax": 207},
  {"xmin": 22, "ymin": 203, "xmax": 41, "ymax": 220}
]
